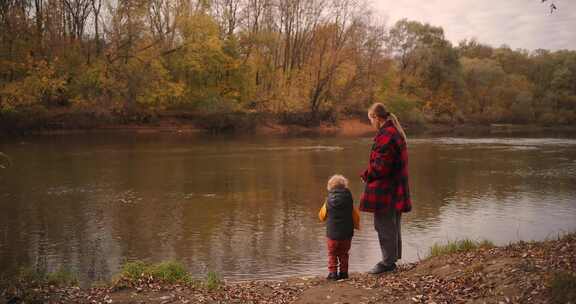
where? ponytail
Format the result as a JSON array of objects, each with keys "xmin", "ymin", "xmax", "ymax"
[{"xmin": 388, "ymin": 113, "xmax": 407, "ymax": 142}]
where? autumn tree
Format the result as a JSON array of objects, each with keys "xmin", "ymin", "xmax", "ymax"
[
  {"xmin": 385, "ymin": 19, "xmax": 463, "ymax": 122},
  {"xmin": 1, "ymin": 0, "xmax": 575, "ymax": 130}
]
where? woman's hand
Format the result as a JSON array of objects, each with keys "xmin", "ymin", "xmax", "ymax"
[{"xmin": 360, "ymin": 170, "xmax": 368, "ymax": 183}]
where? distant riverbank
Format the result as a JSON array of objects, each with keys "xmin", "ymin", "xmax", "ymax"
[
  {"xmin": 2, "ymin": 109, "xmax": 576, "ymax": 138},
  {"xmin": 2, "ymin": 233, "xmax": 574, "ymax": 304}
]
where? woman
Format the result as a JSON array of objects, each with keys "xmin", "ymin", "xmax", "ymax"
[{"xmin": 360, "ymin": 103, "xmax": 412, "ymax": 274}]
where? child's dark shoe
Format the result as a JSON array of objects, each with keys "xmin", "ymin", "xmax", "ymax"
[
  {"xmin": 338, "ymin": 272, "xmax": 348, "ymax": 280},
  {"xmin": 326, "ymin": 272, "xmax": 338, "ymax": 280}
]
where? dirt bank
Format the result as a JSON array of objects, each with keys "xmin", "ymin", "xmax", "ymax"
[
  {"xmin": 3, "ymin": 109, "xmax": 576, "ymax": 138},
  {"xmin": 2, "ymin": 233, "xmax": 574, "ymax": 304}
]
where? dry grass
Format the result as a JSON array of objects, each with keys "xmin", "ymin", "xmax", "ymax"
[{"xmin": 429, "ymin": 239, "xmax": 494, "ymax": 258}]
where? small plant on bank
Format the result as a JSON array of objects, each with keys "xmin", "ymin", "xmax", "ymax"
[
  {"xmin": 204, "ymin": 271, "xmax": 221, "ymax": 290},
  {"xmin": 45, "ymin": 267, "xmax": 78, "ymax": 285},
  {"xmin": 549, "ymin": 272, "xmax": 576, "ymax": 304},
  {"xmin": 149, "ymin": 261, "xmax": 193, "ymax": 284},
  {"xmin": 117, "ymin": 260, "xmax": 193, "ymax": 285},
  {"xmin": 120, "ymin": 261, "xmax": 147, "ymax": 281},
  {"xmin": 429, "ymin": 239, "xmax": 494, "ymax": 258},
  {"xmin": 16, "ymin": 266, "xmax": 77, "ymax": 286},
  {"xmin": 17, "ymin": 266, "xmax": 46, "ymax": 283}
]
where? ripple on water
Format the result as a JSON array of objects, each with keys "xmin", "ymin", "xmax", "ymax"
[
  {"xmin": 411, "ymin": 137, "xmax": 576, "ymax": 147},
  {"xmin": 251, "ymin": 145, "xmax": 344, "ymax": 152},
  {"xmin": 508, "ymin": 164, "xmax": 576, "ymax": 178},
  {"xmin": 45, "ymin": 183, "xmax": 110, "ymax": 196}
]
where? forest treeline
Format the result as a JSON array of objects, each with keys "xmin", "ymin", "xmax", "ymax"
[{"xmin": 1, "ymin": 0, "xmax": 575, "ymax": 131}]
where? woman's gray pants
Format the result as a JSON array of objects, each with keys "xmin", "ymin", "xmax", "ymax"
[{"xmin": 374, "ymin": 209, "xmax": 402, "ymax": 265}]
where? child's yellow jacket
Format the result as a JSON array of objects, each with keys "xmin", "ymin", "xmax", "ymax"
[{"xmin": 318, "ymin": 201, "xmax": 361, "ymax": 230}]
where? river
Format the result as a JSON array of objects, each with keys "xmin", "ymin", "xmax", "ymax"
[{"xmin": 1, "ymin": 132, "xmax": 575, "ymax": 284}]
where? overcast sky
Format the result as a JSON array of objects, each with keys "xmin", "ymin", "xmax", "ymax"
[{"xmin": 369, "ymin": 0, "xmax": 576, "ymax": 51}]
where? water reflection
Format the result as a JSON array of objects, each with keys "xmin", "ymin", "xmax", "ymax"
[{"xmin": 0, "ymin": 134, "xmax": 575, "ymax": 284}]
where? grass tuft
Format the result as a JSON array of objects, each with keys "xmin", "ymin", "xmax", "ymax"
[
  {"xmin": 16, "ymin": 266, "xmax": 77, "ymax": 286},
  {"xmin": 45, "ymin": 267, "xmax": 78, "ymax": 285},
  {"xmin": 17, "ymin": 266, "xmax": 46, "ymax": 283},
  {"xmin": 549, "ymin": 272, "xmax": 576, "ymax": 304},
  {"xmin": 204, "ymin": 271, "xmax": 221, "ymax": 290},
  {"xmin": 429, "ymin": 239, "xmax": 494, "ymax": 258},
  {"xmin": 149, "ymin": 261, "xmax": 193, "ymax": 284},
  {"xmin": 121, "ymin": 261, "xmax": 147, "ymax": 281},
  {"xmin": 118, "ymin": 260, "xmax": 193, "ymax": 284}
]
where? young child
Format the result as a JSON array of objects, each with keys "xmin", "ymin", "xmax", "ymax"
[{"xmin": 318, "ymin": 174, "xmax": 360, "ymax": 280}]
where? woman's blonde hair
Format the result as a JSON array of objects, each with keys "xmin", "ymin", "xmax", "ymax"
[
  {"xmin": 327, "ymin": 174, "xmax": 349, "ymax": 191},
  {"xmin": 368, "ymin": 103, "xmax": 407, "ymax": 140}
]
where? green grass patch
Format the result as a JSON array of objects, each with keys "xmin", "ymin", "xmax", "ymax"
[
  {"xmin": 16, "ymin": 266, "xmax": 78, "ymax": 286},
  {"xmin": 429, "ymin": 239, "xmax": 494, "ymax": 258},
  {"xmin": 204, "ymin": 271, "xmax": 222, "ymax": 290},
  {"xmin": 149, "ymin": 261, "xmax": 193, "ymax": 284},
  {"xmin": 121, "ymin": 261, "xmax": 147, "ymax": 281},
  {"xmin": 17, "ymin": 266, "xmax": 46, "ymax": 283},
  {"xmin": 549, "ymin": 272, "xmax": 576, "ymax": 304},
  {"xmin": 45, "ymin": 267, "xmax": 78, "ymax": 285},
  {"xmin": 118, "ymin": 260, "xmax": 193, "ymax": 284}
]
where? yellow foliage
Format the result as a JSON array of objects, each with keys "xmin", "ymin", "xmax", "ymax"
[{"xmin": 0, "ymin": 58, "xmax": 66, "ymax": 112}]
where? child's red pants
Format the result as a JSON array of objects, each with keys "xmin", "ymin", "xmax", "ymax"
[{"xmin": 327, "ymin": 238, "xmax": 352, "ymax": 273}]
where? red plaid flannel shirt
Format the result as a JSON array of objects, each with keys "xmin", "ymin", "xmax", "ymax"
[{"xmin": 359, "ymin": 120, "xmax": 412, "ymax": 213}]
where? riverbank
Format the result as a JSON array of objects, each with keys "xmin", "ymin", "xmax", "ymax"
[
  {"xmin": 2, "ymin": 233, "xmax": 574, "ymax": 304},
  {"xmin": 0, "ymin": 110, "xmax": 368, "ymax": 136},
  {"xmin": 2, "ymin": 111, "xmax": 576, "ymax": 139}
]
